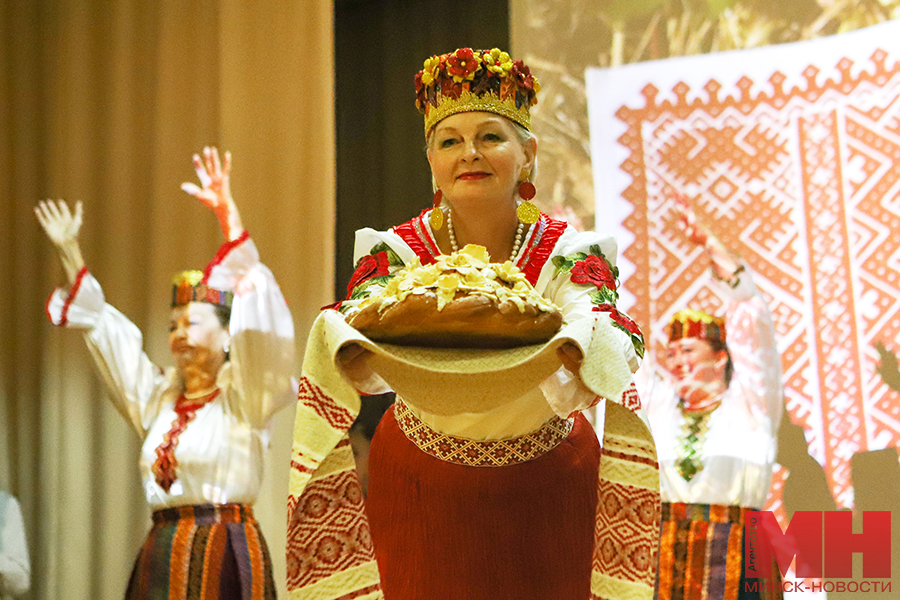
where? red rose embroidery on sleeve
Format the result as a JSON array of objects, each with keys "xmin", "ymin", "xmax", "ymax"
[
  {"xmin": 570, "ymin": 254, "xmax": 616, "ymax": 291},
  {"xmin": 347, "ymin": 251, "xmax": 391, "ymax": 297},
  {"xmin": 593, "ymin": 303, "xmax": 641, "ymax": 336},
  {"xmin": 610, "ymin": 310, "xmax": 642, "ymax": 336}
]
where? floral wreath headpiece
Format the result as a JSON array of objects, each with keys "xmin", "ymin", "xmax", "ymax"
[
  {"xmin": 666, "ymin": 308, "xmax": 726, "ymax": 345},
  {"xmin": 171, "ymin": 270, "xmax": 233, "ymax": 308},
  {"xmin": 415, "ymin": 47, "xmax": 540, "ymax": 135}
]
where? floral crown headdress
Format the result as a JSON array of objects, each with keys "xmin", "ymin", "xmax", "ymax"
[
  {"xmin": 171, "ymin": 270, "xmax": 233, "ymax": 308},
  {"xmin": 666, "ymin": 308, "xmax": 726, "ymax": 345},
  {"xmin": 415, "ymin": 48, "xmax": 540, "ymax": 135}
]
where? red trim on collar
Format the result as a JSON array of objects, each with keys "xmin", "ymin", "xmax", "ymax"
[
  {"xmin": 202, "ymin": 230, "xmax": 251, "ymax": 284},
  {"xmin": 519, "ymin": 215, "xmax": 567, "ymax": 286},
  {"xmin": 47, "ymin": 266, "xmax": 89, "ymax": 326},
  {"xmin": 393, "ymin": 210, "xmax": 441, "ymax": 265},
  {"xmin": 392, "ymin": 211, "xmax": 567, "ymax": 285}
]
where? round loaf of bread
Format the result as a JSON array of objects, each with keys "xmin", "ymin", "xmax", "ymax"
[
  {"xmin": 350, "ymin": 289, "xmax": 562, "ymax": 348},
  {"xmin": 347, "ymin": 245, "xmax": 563, "ymax": 348}
]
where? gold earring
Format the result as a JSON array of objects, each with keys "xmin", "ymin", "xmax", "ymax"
[
  {"xmin": 516, "ymin": 168, "xmax": 539, "ymax": 224},
  {"xmin": 430, "ymin": 189, "xmax": 444, "ymax": 230}
]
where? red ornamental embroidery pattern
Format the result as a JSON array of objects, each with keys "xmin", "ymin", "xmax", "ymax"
[
  {"xmin": 571, "ymin": 254, "xmax": 616, "ymax": 291},
  {"xmin": 593, "ymin": 477, "xmax": 659, "ymax": 588},
  {"xmin": 621, "ymin": 382, "xmax": 642, "ymax": 413},
  {"xmin": 297, "ymin": 377, "xmax": 356, "ymax": 432},
  {"xmin": 599, "ymin": 36, "xmax": 900, "ymax": 508},
  {"xmin": 346, "ymin": 251, "xmax": 391, "ymax": 296},
  {"xmin": 152, "ymin": 390, "xmax": 220, "ymax": 492},
  {"xmin": 285, "ymin": 467, "xmax": 376, "ymax": 591},
  {"xmin": 394, "ymin": 399, "xmax": 572, "ymax": 467}
]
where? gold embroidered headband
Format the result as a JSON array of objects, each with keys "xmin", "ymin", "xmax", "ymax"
[
  {"xmin": 415, "ymin": 47, "xmax": 540, "ymax": 135},
  {"xmin": 667, "ymin": 308, "xmax": 726, "ymax": 344},
  {"xmin": 171, "ymin": 270, "xmax": 232, "ymax": 308}
]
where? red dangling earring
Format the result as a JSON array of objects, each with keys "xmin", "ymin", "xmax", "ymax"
[
  {"xmin": 430, "ymin": 189, "xmax": 444, "ymax": 230},
  {"xmin": 516, "ymin": 169, "xmax": 539, "ymax": 224}
]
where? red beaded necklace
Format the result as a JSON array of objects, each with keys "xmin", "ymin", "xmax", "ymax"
[{"xmin": 151, "ymin": 389, "xmax": 221, "ymax": 492}]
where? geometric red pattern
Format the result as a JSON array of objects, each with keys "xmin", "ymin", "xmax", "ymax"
[
  {"xmin": 285, "ymin": 467, "xmax": 377, "ymax": 591},
  {"xmin": 592, "ymin": 478, "xmax": 660, "ymax": 594},
  {"xmin": 297, "ymin": 376, "xmax": 356, "ymax": 432},
  {"xmin": 608, "ymin": 42, "xmax": 900, "ymax": 508},
  {"xmin": 393, "ymin": 398, "xmax": 573, "ymax": 467},
  {"xmin": 620, "ymin": 381, "xmax": 642, "ymax": 413}
]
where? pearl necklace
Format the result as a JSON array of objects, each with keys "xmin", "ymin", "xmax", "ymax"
[{"xmin": 446, "ymin": 208, "xmax": 526, "ymax": 263}]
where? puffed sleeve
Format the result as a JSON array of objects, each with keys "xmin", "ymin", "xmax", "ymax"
[
  {"xmin": 536, "ymin": 227, "xmax": 644, "ymax": 370},
  {"xmin": 535, "ymin": 227, "xmax": 646, "ymax": 418},
  {"xmin": 205, "ymin": 233, "xmax": 296, "ymax": 428},
  {"xmin": 337, "ymin": 227, "xmax": 418, "ymax": 316},
  {"xmin": 716, "ymin": 265, "xmax": 783, "ymax": 433},
  {"xmin": 0, "ymin": 493, "xmax": 30, "ymax": 597},
  {"xmin": 45, "ymin": 268, "xmax": 170, "ymax": 436}
]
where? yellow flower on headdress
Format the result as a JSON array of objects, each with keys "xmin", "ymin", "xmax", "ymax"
[
  {"xmin": 421, "ymin": 55, "xmax": 442, "ymax": 87},
  {"xmin": 483, "ymin": 48, "xmax": 513, "ymax": 76},
  {"xmin": 172, "ymin": 269, "xmax": 204, "ymax": 287}
]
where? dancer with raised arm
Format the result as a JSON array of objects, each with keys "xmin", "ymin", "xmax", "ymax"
[
  {"xmin": 640, "ymin": 194, "xmax": 784, "ymax": 600},
  {"xmin": 36, "ymin": 147, "xmax": 294, "ymax": 600}
]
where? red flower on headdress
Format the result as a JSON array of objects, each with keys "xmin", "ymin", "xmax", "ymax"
[
  {"xmin": 512, "ymin": 60, "xmax": 536, "ymax": 91},
  {"xmin": 347, "ymin": 251, "xmax": 391, "ymax": 296},
  {"xmin": 447, "ymin": 48, "xmax": 479, "ymax": 83},
  {"xmin": 570, "ymin": 254, "xmax": 616, "ymax": 291}
]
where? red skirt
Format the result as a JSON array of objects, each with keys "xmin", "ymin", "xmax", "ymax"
[{"xmin": 366, "ymin": 405, "xmax": 601, "ymax": 600}]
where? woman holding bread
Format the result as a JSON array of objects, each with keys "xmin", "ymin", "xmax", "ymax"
[
  {"xmin": 36, "ymin": 147, "xmax": 294, "ymax": 599},
  {"xmin": 287, "ymin": 48, "xmax": 660, "ymax": 600}
]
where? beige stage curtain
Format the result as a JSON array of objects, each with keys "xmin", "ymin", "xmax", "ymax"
[{"xmin": 0, "ymin": 2, "xmax": 334, "ymax": 599}]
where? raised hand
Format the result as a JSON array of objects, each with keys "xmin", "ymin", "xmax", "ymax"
[
  {"xmin": 34, "ymin": 199, "xmax": 86, "ymax": 283},
  {"xmin": 672, "ymin": 192, "xmax": 709, "ymax": 246},
  {"xmin": 181, "ymin": 146, "xmax": 244, "ymax": 241},
  {"xmin": 670, "ymin": 192, "xmax": 740, "ymax": 281},
  {"xmin": 35, "ymin": 199, "xmax": 82, "ymax": 248}
]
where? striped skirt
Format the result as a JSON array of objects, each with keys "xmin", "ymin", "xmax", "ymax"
[
  {"xmin": 126, "ymin": 503, "xmax": 276, "ymax": 600},
  {"xmin": 656, "ymin": 502, "xmax": 783, "ymax": 600}
]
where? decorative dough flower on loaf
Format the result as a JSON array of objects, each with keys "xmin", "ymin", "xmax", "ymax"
[{"xmin": 348, "ymin": 245, "xmax": 563, "ymax": 348}]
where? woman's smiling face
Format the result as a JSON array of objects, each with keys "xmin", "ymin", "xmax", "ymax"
[
  {"xmin": 168, "ymin": 302, "xmax": 229, "ymax": 376},
  {"xmin": 665, "ymin": 337, "xmax": 728, "ymax": 405},
  {"xmin": 427, "ymin": 111, "xmax": 535, "ymax": 209}
]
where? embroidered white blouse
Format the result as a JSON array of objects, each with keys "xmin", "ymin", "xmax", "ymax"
[
  {"xmin": 639, "ymin": 267, "xmax": 783, "ymax": 509},
  {"xmin": 340, "ymin": 212, "xmax": 643, "ymax": 441},
  {"xmin": 46, "ymin": 236, "xmax": 296, "ymax": 510}
]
